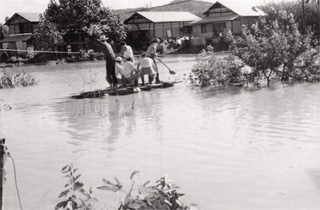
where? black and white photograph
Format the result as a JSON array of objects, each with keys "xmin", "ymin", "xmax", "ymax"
[{"xmin": 0, "ymin": 0, "xmax": 319, "ymax": 209}]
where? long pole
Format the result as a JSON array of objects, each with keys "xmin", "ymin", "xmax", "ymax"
[
  {"xmin": 0, "ymin": 138, "xmax": 7, "ymax": 210},
  {"xmin": 302, "ymin": 0, "xmax": 306, "ymax": 34}
]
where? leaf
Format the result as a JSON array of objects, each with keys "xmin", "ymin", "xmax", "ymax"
[
  {"xmin": 102, "ymin": 178, "xmax": 116, "ymax": 186},
  {"xmin": 74, "ymin": 181, "xmax": 84, "ymax": 191},
  {"xmin": 130, "ymin": 170, "xmax": 140, "ymax": 180},
  {"xmin": 75, "ymin": 174, "xmax": 81, "ymax": 181},
  {"xmin": 73, "ymin": 168, "xmax": 78, "ymax": 174},
  {"xmin": 97, "ymin": 185, "xmax": 120, "ymax": 192},
  {"xmin": 55, "ymin": 200, "xmax": 68, "ymax": 210},
  {"xmin": 114, "ymin": 177, "xmax": 122, "ymax": 187},
  {"xmin": 58, "ymin": 189, "xmax": 70, "ymax": 198},
  {"xmin": 61, "ymin": 165, "xmax": 70, "ymax": 172}
]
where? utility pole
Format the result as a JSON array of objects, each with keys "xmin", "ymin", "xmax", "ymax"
[
  {"xmin": 302, "ymin": 0, "xmax": 307, "ymax": 34},
  {"xmin": 0, "ymin": 138, "xmax": 7, "ymax": 210}
]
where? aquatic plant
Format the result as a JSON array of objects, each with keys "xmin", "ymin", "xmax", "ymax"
[
  {"xmin": 98, "ymin": 171, "xmax": 198, "ymax": 210},
  {"xmin": 55, "ymin": 164, "xmax": 98, "ymax": 210},
  {"xmin": 0, "ymin": 99, "xmax": 12, "ymax": 112},
  {"xmin": 0, "ymin": 69, "xmax": 38, "ymax": 88},
  {"xmin": 56, "ymin": 165, "xmax": 198, "ymax": 210},
  {"xmin": 189, "ymin": 51, "xmax": 244, "ymax": 88},
  {"xmin": 232, "ymin": 12, "xmax": 315, "ymax": 86}
]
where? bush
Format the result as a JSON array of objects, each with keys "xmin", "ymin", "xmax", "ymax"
[
  {"xmin": 0, "ymin": 69, "xmax": 38, "ymax": 88},
  {"xmin": 189, "ymin": 50, "xmax": 244, "ymax": 88}
]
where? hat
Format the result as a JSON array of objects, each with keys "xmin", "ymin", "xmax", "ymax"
[
  {"xmin": 115, "ymin": 57, "xmax": 122, "ymax": 62},
  {"xmin": 98, "ymin": 35, "xmax": 108, "ymax": 41}
]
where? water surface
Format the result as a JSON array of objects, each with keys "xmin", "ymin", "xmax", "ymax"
[{"xmin": 1, "ymin": 55, "xmax": 319, "ymax": 210}]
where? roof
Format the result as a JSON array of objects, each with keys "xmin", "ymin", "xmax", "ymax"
[
  {"xmin": 204, "ymin": 1, "xmax": 266, "ymax": 17},
  {"xmin": 5, "ymin": 13, "xmax": 41, "ymax": 25},
  {"xmin": 0, "ymin": 34, "xmax": 32, "ymax": 43},
  {"xmin": 188, "ymin": 14, "xmax": 239, "ymax": 25},
  {"xmin": 125, "ymin": 12, "xmax": 201, "ymax": 23},
  {"xmin": 17, "ymin": 13, "xmax": 41, "ymax": 22}
]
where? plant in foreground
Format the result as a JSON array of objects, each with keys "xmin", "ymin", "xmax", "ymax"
[
  {"xmin": 55, "ymin": 164, "xmax": 98, "ymax": 210},
  {"xmin": 98, "ymin": 171, "xmax": 198, "ymax": 210}
]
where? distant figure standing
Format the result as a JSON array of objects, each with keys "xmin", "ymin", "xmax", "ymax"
[
  {"xmin": 146, "ymin": 38, "xmax": 160, "ymax": 83},
  {"xmin": 119, "ymin": 41, "xmax": 134, "ymax": 63},
  {"xmin": 98, "ymin": 35, "xmax": 117, "ymax": 89}
]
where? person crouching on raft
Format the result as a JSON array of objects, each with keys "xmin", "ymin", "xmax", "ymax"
[
  {"xmin": 146, "ymin": 38, "xmax": 160, "ymax": 83},
  {"xmin": 136, "ymin": 53, "xmax": 157, "ymax": 86},
  {"xmin": 122, "ymin": 56, "xmax": 139, "ymax": 87}
]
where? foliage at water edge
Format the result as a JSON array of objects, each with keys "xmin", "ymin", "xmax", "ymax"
[{"xmin": 0, "ymin": 69, "xmax": 38, "ymax": 88}]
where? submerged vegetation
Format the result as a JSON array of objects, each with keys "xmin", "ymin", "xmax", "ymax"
[
  {"xmin": 0, "ymin": 69, "xmax": 38, "ymax": 88},
  {"xmin": 189, "ymin": 10, "xmax": 320, "ymax": 88},
  {"xmin": 56, "ymin": 164, "xmax": 198, "ymax": 210},
  {"xmin": 0, "ymin": 99, "xmax": 11, "ymax": 112}
]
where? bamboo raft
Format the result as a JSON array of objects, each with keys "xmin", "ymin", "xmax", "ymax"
[{"xmin": 70, "ymin": 81, "xmax": 181, "ymax": 99}]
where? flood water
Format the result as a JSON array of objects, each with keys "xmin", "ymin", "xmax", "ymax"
[{"xmin": 1, "ymin": 55, "xmax": 319, "ymax": 210}]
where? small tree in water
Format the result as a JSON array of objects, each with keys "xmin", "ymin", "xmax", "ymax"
[
  {"xmin": 232, "ymin": 11, "xmax": 313, "ymax": 86},
  {"xmin": 189, "ymin": 50, "xmax": 244, "ymax": 88}
]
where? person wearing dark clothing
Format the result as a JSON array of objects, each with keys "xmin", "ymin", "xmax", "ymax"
[{"xmin": 98, "ymin": 35, "xmax": 117, "ymax": 89}]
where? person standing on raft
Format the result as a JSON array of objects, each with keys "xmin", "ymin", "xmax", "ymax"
[{"xmin": 97, "ymin": 35, "xmax": 118, "ymax": 90}]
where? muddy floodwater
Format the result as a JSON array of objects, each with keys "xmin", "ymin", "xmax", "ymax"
[{"xmin": 1, "ymin": 55, "xmax": 319, "ymax": 210}]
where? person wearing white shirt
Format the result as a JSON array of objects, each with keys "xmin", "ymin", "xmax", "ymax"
[
  {"xmin": 137, "ymin": 53, "xmax": 157, "ymax": 85},
  {"xmin": 115, "ymin": 56, "xmax": 125, "ymax": 83},
  {"xmin": 122, "ymin": 57, "xmax": 139, "ymax": 86},
  {"xmin": 119, "ymin": 41, "xmax": 134, "ymax": 63}
]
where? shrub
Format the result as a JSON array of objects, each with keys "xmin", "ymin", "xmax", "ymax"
[
  {"xmin": 98, "ymin": 171, "xmax": 197, "ymax": 210},
  {"xmin": 231, "ymin": 12, "xmax": 314, "ymax": 86},
  {"xmin": 56, "ymin": 165, "xmax": 198, "ymax": 210},
  {"xmin": 0, "ymin": 69, "xmax": 38, "ymax": 88},
  {"xmin": 189, "ymin": 50, "xmax": 244, "ymax": 88}
]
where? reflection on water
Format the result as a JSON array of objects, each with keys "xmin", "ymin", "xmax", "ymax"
[{"xmin": 0, "ymin": 57, "xmax": 320, "ymax": 210}]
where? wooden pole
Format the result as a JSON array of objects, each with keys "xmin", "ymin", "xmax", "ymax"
[
  {"xmin": 0, "ymin": 138, "xmax": 7, "ymax": 210},
  {"xmin": 302, "ymin": 0, "xmax": 306, "ymax": 35}
]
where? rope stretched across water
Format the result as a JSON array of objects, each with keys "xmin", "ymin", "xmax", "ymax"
[{"xmin": 0, "ymin": 48, "xmax": 80, "ymax": 54}]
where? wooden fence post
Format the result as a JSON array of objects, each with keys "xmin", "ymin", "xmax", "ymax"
[{"xmin": 0, "ymin": 138, "xmax": 6, "ymax": 210}]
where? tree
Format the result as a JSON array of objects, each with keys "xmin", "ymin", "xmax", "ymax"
[
  {"xmin": 34, "ymin": 0, "xmax": 128, "ymax": 50},
  {"xmin": 33, "ymin": 15, "xmax": 64, "ymax": 50},
  {"xmin": 232, "ymin": 12, "xmax": 313, "ymax": 86},
  {"xmin": 0, "ymin": 23, "xmax": 9, "ymax": 40},
  {"xmin": 259, "ymin": 1, "xmax": 320, "ymax": 36}
]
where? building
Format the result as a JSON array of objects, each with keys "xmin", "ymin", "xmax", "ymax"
[
  {"xmin": 124, "ymin": 11, "xmax": 200, "ymax": 50},
  {"xmin": 189, "ymin": 1, "xmax": 266, "ymax": 43},
  {"xmin": 0, "ymin": 13, "xmax": 40, "ymax": 58}
]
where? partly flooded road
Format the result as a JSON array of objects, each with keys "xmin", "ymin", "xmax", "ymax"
[{"xmin": 0, "ymin": 55, "xmax": 319, "ymax": 210}]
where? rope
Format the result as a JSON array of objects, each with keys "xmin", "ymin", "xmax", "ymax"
[
  {"xmin": 7, "ymin": 153, "xmax": 23, "ymax": 210},
  {"xmin": 0, "ymin": 49, "xmax": 80, "ymax": 54}
]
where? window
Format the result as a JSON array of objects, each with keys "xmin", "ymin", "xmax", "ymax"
[
  {"xmin": 212, "ymin": 22, "xmax": 226, "ymax": 35},
  {"xmin": 201, "ymin": 24, "xmax": 207, "ymax": 33}
]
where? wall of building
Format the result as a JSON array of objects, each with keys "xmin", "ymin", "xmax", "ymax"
[
  {"xmin": 192, "ymin": 23, "xmax": 213, "ymax": 39},
  {"xmin": 232, "ymin": 20, "xmax": 241, "ymax": 34},
  {"xmin": 239, "ymin": 17, "xmax": 258, "ymax": 29}
]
